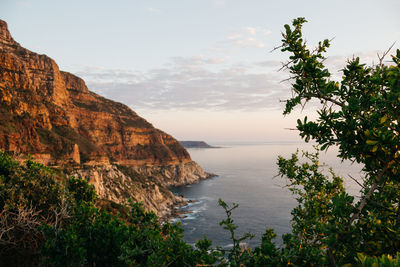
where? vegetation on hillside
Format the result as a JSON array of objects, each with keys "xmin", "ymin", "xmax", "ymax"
[
  {"xmin": 0, "ymin": 151, "xmax": 225, "ymax": 266},
  {"xmin": 1, "ymin": 18, "xmax": 400, "ymax": 266}
]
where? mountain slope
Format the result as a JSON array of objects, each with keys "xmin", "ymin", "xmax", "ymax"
[{"xmin": 0, "ymin": 19, "xmax": 210, "ymax": 217}]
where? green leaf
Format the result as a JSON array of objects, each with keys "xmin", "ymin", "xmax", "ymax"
[{"xmin": 366, "ymin": 140, "xmax": 379, "ymax": 145}]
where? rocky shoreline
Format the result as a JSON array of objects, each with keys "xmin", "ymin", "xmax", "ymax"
[
  {"xmin": 168, "ymin": 199, "xmax": 198, "ymax": 220},
  {"xmin": 71, "ymin": 162, "xmax": 216, "ymax": 219}
]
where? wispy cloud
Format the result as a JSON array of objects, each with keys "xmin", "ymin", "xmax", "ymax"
[
  {"xmin": 228, "ymin": 37, "xmax": 265, "ymax": 48},
  {"xmin": 72, "ymin": 26, "xmax": 393, "ymax": 113},
  {"xmin": 74, "ymin": 57, "xmax": 289, "ymax": 112},
  {"xmin": 170, "ymin": 55, "xmax": 230, "ymax": 67},
  {"xmin": 244, "ymin": 27, "xmax": 256, "ymax": 35},
  {"xmin": 216, "ymin": 27, "xmax": 272, "ymax": 49},
  {"xmin": 262, "ymin": 29, "xmax": 272, "ymax": 35},
  {"xmin": 145, "ymin": 7, "xmax": 162, "ymax": 13},
  {"xmin": 254, "ymin": 60, "xmax": 281, "ymax": 68}
]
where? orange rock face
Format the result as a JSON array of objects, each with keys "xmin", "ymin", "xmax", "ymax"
[
  {"xmin": 0, "ymin": 20, "xmax": 214, "ymax": 217},
  {"xmin": 0, "ymin": 19, "xmax": 190, "ymax": 167}
]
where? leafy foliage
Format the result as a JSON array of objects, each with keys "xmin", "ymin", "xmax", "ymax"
[
  {"xmin": 0, "ymin": 151, "xmax": 65, "ymax": 264},
  {"xmin": 0, "ymin": 151, "xmax": 225, "ymax": 266},
  {"xmin": 66, "ymin": 176, "xmax": 97, "ymax": 204},
  {"xmin": 218, "ymin": 199, "xmax": 254, "ymax": 266},
  {"xmin": 355, "ymin": 253, "xmax": 400, "ymax": 267},
  {"xmin": 0, "ymin": 151, "xmax": 62, "ymax": 214},
  {"xmin": 274, "ymin": 17, "xmax": 400, "ymax": 266}
]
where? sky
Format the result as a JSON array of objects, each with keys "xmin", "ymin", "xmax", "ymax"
[{"xmin": 1, "ymin": 0, "xmax": 399, "ymax": 142}]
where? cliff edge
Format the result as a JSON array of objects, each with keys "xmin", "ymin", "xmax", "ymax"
[{"xmin": 0, "ymin": 20, "xmax": 211, "ymax": 217}]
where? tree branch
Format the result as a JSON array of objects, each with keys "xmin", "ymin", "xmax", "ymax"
[
  {"xmin": 303, "ymin": 93, "xmax": 343, "ymax": 107},
  {"xmin": 327, "ymin": 163, "xmax": 389, "ymax": 266},
  {"xmin": 349, "ymin": 164, "xmax": 388, "ymax": 224}
]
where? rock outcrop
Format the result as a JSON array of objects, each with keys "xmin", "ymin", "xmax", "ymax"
[
  {"xmin": 0, "ymin": 19, "xmax": 211, "ymax": 217},
  {"xmin": 71, "ymin": 165, "xmax": 187, "ymax": 217}
]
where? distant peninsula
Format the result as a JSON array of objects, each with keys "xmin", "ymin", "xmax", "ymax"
[{"xmin": 179, "ymin": 141, "xmax": 219, "ymax": 148}]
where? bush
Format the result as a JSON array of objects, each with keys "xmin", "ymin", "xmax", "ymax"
[
  {"xmin": 66, "ymin": 176, "xmax": 97, "ymax": 204},
  {"xmin": 0, "ymin": 151, "xmax": 223, "ymax": 266},
  {"xmin": 0, "ymin": 151, "xmax": 65, "ymax": 264}
]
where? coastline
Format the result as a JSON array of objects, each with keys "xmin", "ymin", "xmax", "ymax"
[
  {"xmin": 71, "ymin": 162, "xmax": 217, "ymax": 220},
  {"xmin": 166, "ymin": 173, "xmax": 218, "ymax": 221}
]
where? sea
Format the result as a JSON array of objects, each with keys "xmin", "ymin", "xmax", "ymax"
[{"xmin": 170, "ymin": 141, "xmax": 364, "ymax": 248}]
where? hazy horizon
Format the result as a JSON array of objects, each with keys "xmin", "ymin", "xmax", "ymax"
[{"xmin": 1, "ymin": 0, "xmax": 399, "ymax": 142}]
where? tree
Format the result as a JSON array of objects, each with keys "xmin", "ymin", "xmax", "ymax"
[{"xmin": 275, "ymin": 17, "xmax": 400, "ymax": 266}]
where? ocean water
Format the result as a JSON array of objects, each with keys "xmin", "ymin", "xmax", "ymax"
[{"xmin": 171, "ymin": 142, "xmax": 363, "ymax": 248}]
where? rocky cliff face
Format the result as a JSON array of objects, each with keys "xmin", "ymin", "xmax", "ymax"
[
  {"xmin": 0, "ymin": 20, "xmax": 211, "ymax": 217},
  {"xmin": 71, "ymin": 165, "xmax": 187, "ymax": 218}
]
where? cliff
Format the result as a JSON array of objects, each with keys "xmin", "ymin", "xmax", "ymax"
[{"xmin": 0, "ymin": 19, "xmax": 211, "ymax": 217}]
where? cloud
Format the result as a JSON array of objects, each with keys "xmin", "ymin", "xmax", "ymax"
[
  {"xmin": 244, "ymin": 27, "xmax": 256, "ymax": 35},
  {"xmin": 72, "ymin": 43, "xmax": 390, "ymax": 115},
  {"xmin": 263, "ymin": 29, "xmax": 272, "ymax": 35},
  {"xmin": 170, "ymin": 55, "xmax": 230, "ymax": 67},
  {"xmin": 74, "ymin": 57, "xmax": 289, "ymax": 112},
  {"xmin": 254, "ymin": 60, "xmax": 281, "ymax": 68},
  {"xmin": 145, "ymin": 7, "xmax": 162, "ymax": 13},
  {"xmin": 230, "ymin": 37, "xmax": 265, "ymax": 48},
  {"xmin": 217, "ymin": 27, "xmax": 272, "ymax": 49}
]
